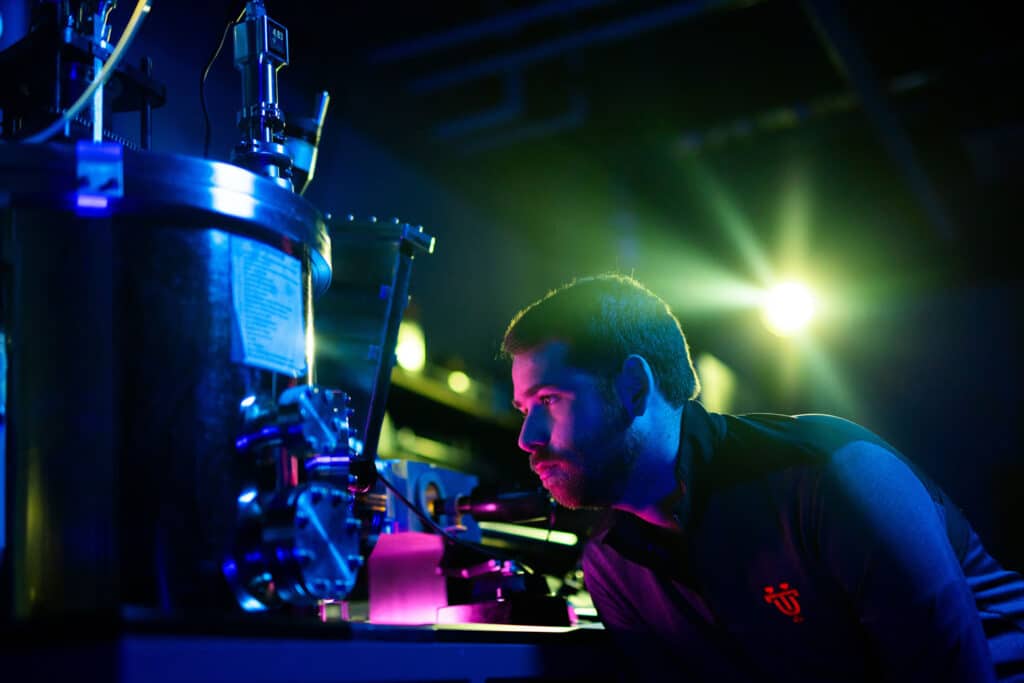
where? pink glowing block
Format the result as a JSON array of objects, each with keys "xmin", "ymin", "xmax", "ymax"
[{"xmin": 367, "ymin": 531, "xmax": 446, "ymax": 625}]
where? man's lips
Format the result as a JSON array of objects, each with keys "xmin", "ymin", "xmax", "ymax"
[{"xmin": 531, "ymin": 461, "xmax": 560, "ymax": 481}]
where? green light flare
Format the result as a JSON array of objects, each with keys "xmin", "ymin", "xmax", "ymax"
[
  {"xmin": 634, "ymin": 236, "xmax": 765, "ymax": 316},
  {"xmin": 794, "ymin": 335, "xmax": 863, "ymax": 420},
  {"xmin": 669, "ymin": 269, "xmax": 766, "ymax": 316},
  {"xmin": 777, "ymin": 166, "xmax": 810, "ymax": 276},
  {"xmin": 680, "ymin": 159, "xmax": 775, "ymax": 286}
]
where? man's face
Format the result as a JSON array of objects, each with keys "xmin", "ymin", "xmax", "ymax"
[{"xmin": 511, "ymin": 341, "xmax": 638, "ymax": 509}]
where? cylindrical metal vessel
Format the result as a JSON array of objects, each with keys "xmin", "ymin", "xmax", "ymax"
[
  {"xmin": 0, "ymin": 1, "xmax": 34, "ymax": 52},
  {"xmin": 0, "ymin": 142, "xmax": 331, "ymax": 617}
]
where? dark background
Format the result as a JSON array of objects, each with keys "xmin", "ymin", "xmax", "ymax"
[{"xmin": 105, "ymin": 1, "xmax": 1021, "ymax": 569}]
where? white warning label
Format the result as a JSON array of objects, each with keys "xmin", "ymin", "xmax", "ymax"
[{"xmin": 230, "ymin": 235, "xmax": 307, "ymax": 377}]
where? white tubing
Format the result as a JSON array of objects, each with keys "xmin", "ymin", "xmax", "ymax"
[{"xmin": 24, "ymin": 0, "xmax": 153, "ymax": 144}]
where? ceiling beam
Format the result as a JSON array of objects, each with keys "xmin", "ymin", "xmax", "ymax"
[
  {"xmin": 801, "ymin": 0, "xmax": 955, "ymax": 240},
  {"xmin": 369, "ymin": 0, "xmax": 619, "ymax": 64},
  {"xmin": 405, "ymin": 0, "xmax": 754, "ymax": 95},
  {"xmin": 674, "ymin": 70, "xmax": 936, "ymax": 154}
]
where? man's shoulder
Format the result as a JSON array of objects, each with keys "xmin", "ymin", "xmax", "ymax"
[
  {"xmin": 717, "ymin": 411, "xmax": 897, "ymax": 468},
  {"xmin": 728, "ymin": 410, "xmax": 892, "ymax": 451},
  {"xmin": 734, "ymin": 414, "xmax": 954, "ymax": 513}
]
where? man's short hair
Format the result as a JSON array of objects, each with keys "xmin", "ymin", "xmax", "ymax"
[{"xmin": 501, "ymin": 273, "xmax": 700, "ymax": 408}]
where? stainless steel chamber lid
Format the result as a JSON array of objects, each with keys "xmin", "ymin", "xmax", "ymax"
[{"xmin": 0, "ymin": 142, "xmax": 332, "ymax": 295}]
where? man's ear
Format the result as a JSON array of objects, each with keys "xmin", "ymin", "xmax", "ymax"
[{"xmin": 615, "ymin": 355, "xmax": 655, "ymax": 418}]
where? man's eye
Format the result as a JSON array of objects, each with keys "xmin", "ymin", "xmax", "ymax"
[{"xmin": 539, "ymin": 394, "xmax": 559, "ymax": 406}]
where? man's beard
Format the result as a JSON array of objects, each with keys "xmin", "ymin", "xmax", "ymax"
[{"xmin": 544, "ymin": 389, "xmax": 640, "ymax": 510}]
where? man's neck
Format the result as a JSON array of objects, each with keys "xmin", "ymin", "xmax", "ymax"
[
  {"xmin": 615, "ymin": 490, "xmax": 685, "ymax": 531},
  {"xmin": 614, "ymin": 402, "xmax": 686, "ymax": 531}
]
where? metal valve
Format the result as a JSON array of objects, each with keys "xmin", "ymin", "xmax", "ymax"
[
  {"xmin": 235, "ymin": 385, "xmax": 353, "ymax": 457},
  {"xmin": 224, "ymin": 482, "xmax": 364, "ymax": 609}
]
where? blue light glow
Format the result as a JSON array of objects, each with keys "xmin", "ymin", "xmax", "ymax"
[
  {"xmin": 74, "ymin": 194, "xmax": 112, "ymax": 217},
  {"xmin": 235, "ymin": 424, "xmax": 282, "ymax": 450},
  {"xmin": 304, "ymin": 455, "xmax": 351, "ymax": 470},
  {"xmin": 76, "ymin": 194, "xmax": 109, "ymax": 209},
  {"xmin": 240, "ymin": 595, "xmax": 268, "ymax": 612},
  {"xmin": 222, "ymin": 559, "xmax": 238, "ymax": 579},
  {"xmin": 209, "ymin": 188, "xmax": 256, "ymax": 219},
  {"xmin": 240, "ymin": 395, "xmax": 257, "ymax": 408},
  {"xmin": 237, "ymin": 488, "xmax": 258, "ymax": 505},
  {"xmin": 208, "ymin": 164, "xmax": 257, "ymax": 219}
]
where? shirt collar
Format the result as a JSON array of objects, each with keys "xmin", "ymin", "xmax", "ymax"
[
  {"xmin": 599, "ymin": 400, "xmax": 725, "ymax": 555},
  {"xmin": 671, "ymin": 399, "xmax": 725, "ymax": 532}
]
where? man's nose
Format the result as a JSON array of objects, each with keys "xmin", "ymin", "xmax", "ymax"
[{"xmin": 517, "ymin": 410, "xmax": 549, "ymax": 454}]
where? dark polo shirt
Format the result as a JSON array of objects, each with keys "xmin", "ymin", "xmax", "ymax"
[{"xmin": 583, "ymin": 401, "xmax": 1024, "ymax": 682}]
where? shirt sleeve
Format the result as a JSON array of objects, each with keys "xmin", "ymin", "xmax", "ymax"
[
  {"xmin": 582, "ymin": 541, "xmax": 682, "ymax": 682},
  {"xmin": 814, "ymin": 441, "xmax": 995, "ymax": 682},
  {"xmin": 582, "ymin": 540, "xmax": 645, "ymax": 631}
]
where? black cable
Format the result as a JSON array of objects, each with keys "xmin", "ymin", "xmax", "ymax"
[
  {"xmin": 200, "ymin": 6, "xmax": 246, "ymax": 159},
  {"xmin": 375, "ymin": 469, "xmax": 536, "ymax": 572}
]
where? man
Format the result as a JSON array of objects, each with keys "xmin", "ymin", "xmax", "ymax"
[{"xmin": 502, "ymin": 273, "xmax": 1024, "ymax": 682}]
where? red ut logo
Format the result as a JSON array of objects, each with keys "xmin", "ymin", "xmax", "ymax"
[{"xmin": 763, "ymin": 583, "xmax": 803, "ymax": 623}]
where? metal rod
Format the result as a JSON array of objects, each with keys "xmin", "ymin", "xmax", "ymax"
[
  {"xmin": 360, "ymin": 245, "xmax": 416, "ymax": 467},
  {"xmin": 92, "ymin": 2, "xmax": 117, "ymax": 143}
]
